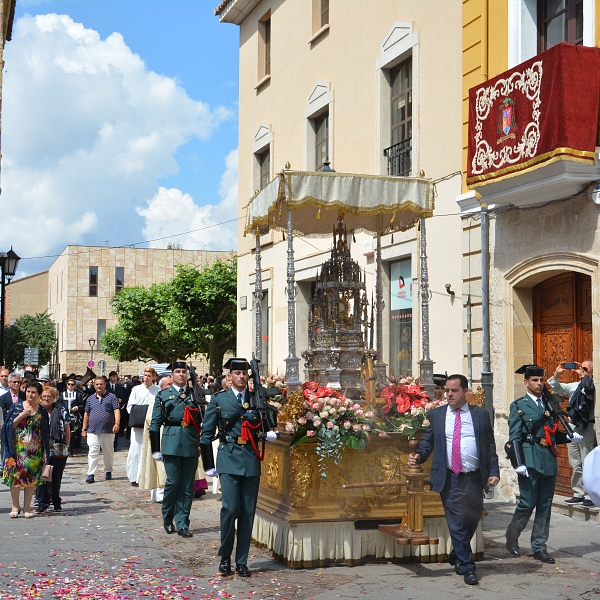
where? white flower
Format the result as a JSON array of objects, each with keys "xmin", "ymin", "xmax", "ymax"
[
  {"xmin": 362, "ymin": 424, "xmax": 371, "ymax": 432},
  {"xmin": 326, "ymin": 421, "xmax": 334, "ymax": 429},
  {"xmin": 339, "ymin": 407, "xmax": 346, "ymax": 414},
  {"xmin": 422, "ymin": 419, "xmax": 430, "ymax": 427},
  {"xmin": 313, "ymin": 418, "xmax": 322, "ymax": 427},
  {"xmin": 343, "ymin": 421, "xmax": 352, "ymax": 429},
  {"xmin": 329, "ymin": 408, "xmax": 337, "ymax": 417},
  {"xmin": 320, "ymin": 410, "xmax": 329, "ymax": 418},
  {"xmin": 285, "ymin": 422, "xmax": 295, "ymax": 433},
  {"xmin": 365, "ymin": 411, "xmax": 374, "ymax": 418}
]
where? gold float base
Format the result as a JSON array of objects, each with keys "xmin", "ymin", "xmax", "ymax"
[{"xmin": 252, "ymin": 511, "xmax": 484, "ymax": 568}]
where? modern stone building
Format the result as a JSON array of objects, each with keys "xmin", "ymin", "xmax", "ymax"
[
  {"xmin": 217, "ymin": 0, "xmax": 464, "ymax": 380},
  {"xmin": 48, "ymin": 246, "xmax": 233, "ymax": 376},
  {"xmin": 5, "ymin": 271, "xmax": 49, "ymax": 325},
  {"xmin": 460, "ymin": 0, "xmax": 600, "ymax": 498}
]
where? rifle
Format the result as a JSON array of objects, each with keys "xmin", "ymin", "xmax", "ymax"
[
  {"xmin": 188, "ymin": 362, "xmax": 209, "ymax": 419},
  {"xmin": 542, "ymin": 383, "xmax": 574, "ymax": 440},
  {"xmin": 249, "ymin": 357, "xmax": 279, "ymax": 439}
]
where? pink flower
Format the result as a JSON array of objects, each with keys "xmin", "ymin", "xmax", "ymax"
[
  {"xmin": 307, "ymin": 430, "xmax": 316, "ymax": 437},
  {"xmin": 305, "ymin": 412, "xmax": 314, "ymax": 420},
  {"xmin": 378, "ymin": 431, "xmax": 388, "ymax": 438},
  {"xmin": 343, "ymin": 421, "xmax": 352, "ymax": 429},
  {"xmin": 326, "ymin": 421, "xmax": 334, "ymax": 429},
  {"xmin": 285, "ymin": 422, "xmax": 295, "ymax": 433},
  {"xmin": 352, "ymin": 424, "xmax": 361, "ymax": 432},
  {"xmin": 425, "ymin": 402, "xmax": 434, "ymax": 411},
  {"xmin": 320, "ymin": 410, "xmax": 329, "ymax": 418},
  {"xmin": 352, "ymin": 404, "xmax": 361, "ymax": 411},
  {"xmin": 422, "ymin": 419, "xmax": 430, "ymax": 427},
  {"xmin": 297, "ymin": 417, "xmax": 307, "ymax": 425},
  {"xmin": 362, "ymin": 424, "xmax": 371, "ymax": 432},
  {"xmin": 365, "ymin": 411, "xmax": 374, "ymax": 418},
  {"xmin": 275, "ymin": 381, "xmax": 283, "ymax": 389},
  {"xmin": 313, "ymin": 418, "xmax": 322, "ymax": 427},
  {"xmin": 329, "ymin": 408, "xmax": 337, "ymax": 417}
]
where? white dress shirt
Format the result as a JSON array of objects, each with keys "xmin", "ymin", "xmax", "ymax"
[
  {"xmin": 525, "ymin": 392, "xmax": 544, "ymax": 410},
  {"xmin": 445, "ymin": 403, "xmax": 479, "ymax": 472}
]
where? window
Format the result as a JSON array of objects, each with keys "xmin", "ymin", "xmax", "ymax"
[
  {"xmin": 315, "ymin": 112, "xmax": 329, "ymax": 170},
  {"xmin": 89, "ymin": 266, "xmax": 98, "ymax": 297},
  {"xmin": 321, "ymin": 0, "xmax": 329, "ymax": 27},
  {"xmin": 389, "ymin": 259, "xmax": 413, "ymax": 377},
  {"xmin": 538, "ymin": 0, "xmax": 583, "ymax": 51},
  {"xmin": 97, "ymin": 319, "xmax": 106, "ymax": 351},
  {"xmin": 115, "ymin": 267, "xmax": 124, "ymax": 293},
  {"xmin": 259, "ymin": 13, "xmax": 271, "ymax": 80},
  {"xmin": 259, "ymin": 149, "xmax": 270, "ymax": 190},
  {"xmin": 385, "ymin": 58, "xmax": 412, "ymax": 176}
]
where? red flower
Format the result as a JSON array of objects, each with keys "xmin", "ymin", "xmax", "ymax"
[
  {"xmin": 316, "ymin": 387, "xmax": 336, "ymax": 398},
  {"xmin": 395, "ymin": 393, "xmax": 411, "ymax": 414},
  {"xmin": 303, "ymin": 381, "xmax": 318, "ymax": 391}
]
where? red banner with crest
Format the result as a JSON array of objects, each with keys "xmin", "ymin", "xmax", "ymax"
[{"xmin": 467, "ymin": 43, "xmax": 600, "ymax": 188}]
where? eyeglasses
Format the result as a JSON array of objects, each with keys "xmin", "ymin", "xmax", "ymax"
[{"xmin": 67, "ymin": 382, "xmax": 75, "ymax": 386}]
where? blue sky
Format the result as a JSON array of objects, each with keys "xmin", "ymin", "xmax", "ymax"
[{"xmin": 7, "ymin": 0, "xmax": 240, "ymax": 276}]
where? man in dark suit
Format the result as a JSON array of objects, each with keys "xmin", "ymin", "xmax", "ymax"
[
  {"xmin": 0, "ymin": 373, "xmax": 25, "ymax": 419},
  {"xmin": 408, "ymin": 374, "xmax": 499, "ymax": 585}
]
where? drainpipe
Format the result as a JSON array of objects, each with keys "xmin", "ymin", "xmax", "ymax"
[
  {"xmin": 480, "ymin": 201, "xmax": 493, "ymax": 423},
  {"xmin": 467, "ymin": 294, "xmax": 473, "ymax": 390}
]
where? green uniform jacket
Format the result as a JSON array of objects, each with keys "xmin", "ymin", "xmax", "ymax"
[
  {"xmin": 149, "ymin": 385, "xmax": 200, "ymax": 458},
  {"xmin": 508, "ymin": 394, "xmax": 559, "ymax": 476},
  {"xmin": 200, "ymin": 387, "xmax": 262, "ymax": 477}
]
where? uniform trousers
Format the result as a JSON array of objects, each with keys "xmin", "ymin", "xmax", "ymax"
[
  {"xmin": 87, "ymin": 433, "xmax": 115, "ymax": 475},
  {"xmin": 567, "ymin": 424, "xmax": 596, "ymax": 499},
  {"xmin": 506, "ymin": 468, "xmax": 556, "ymax": 553},
  {"xmin": 218, "ymin": 473, "xmax": 260, "ymax": 565},
  {"xmin": 162, "ymin": 455, "xmax": 198, "ymax": 530},
  {"xmin": 439, "ymin": 469, "xmax": 483, "ymax": 573}
]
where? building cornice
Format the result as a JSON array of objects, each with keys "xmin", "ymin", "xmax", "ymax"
[{"xmin": 214, "ymin": 0, "xmax": 262, "ymax": 24}]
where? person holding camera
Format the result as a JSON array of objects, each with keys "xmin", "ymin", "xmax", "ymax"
[{"xmin": 548, "ymin": 360, "xmax": 595, "ymax": 507}]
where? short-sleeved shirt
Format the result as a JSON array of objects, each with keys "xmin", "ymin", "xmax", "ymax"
[{"xmin": 85, "ymin": 391, "xmax": 120, "ymax": 434}]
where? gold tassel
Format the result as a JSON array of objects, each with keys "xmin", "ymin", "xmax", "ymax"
[
  {"xmin": 317, "ymin": 209, "xmax": 321, "ymax": 220},
  {"xmin": 390, "ymin": 213, "xmax": 396, "ymax": 225}
]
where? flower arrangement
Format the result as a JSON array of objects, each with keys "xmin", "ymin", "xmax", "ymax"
[
  {"xmin": 287, "ymin": 382, "xmax": 373, "ymax": 479},
  {"xmin": 379, "ymin": 376, "xmax": 444, "ymax": 439},
  {"xmin": 260, "ymin": 374, "xmax": 287, "ymax": 409}
]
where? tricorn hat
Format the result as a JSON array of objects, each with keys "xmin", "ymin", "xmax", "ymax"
[
  {"xmin": 433, "ymin": 373, "xmax": 447, "ymax": 387},
  {"xmin": 167, "ymin": 361, "xmax": 188, "ymax": 371},
  {"xmin": 515, "ymin": 364, "xmax": 545, "ymax": 378},
  {"xmin": 223, "ymin": 357, "xmax": 250, "ymax": 371}
]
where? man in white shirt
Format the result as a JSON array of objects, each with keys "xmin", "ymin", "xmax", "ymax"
[{"xmin": 548, "ymin": 360, "xmax": 595, "ymax": 507}]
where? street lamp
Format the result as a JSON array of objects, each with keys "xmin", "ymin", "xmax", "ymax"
[
  {"xmin": 0, "ymin": 246, "xmax": 21, "ymax": 366},
  {"xmin": 88, "ymin": 338, "xmax": 96, "ymax": 362}
]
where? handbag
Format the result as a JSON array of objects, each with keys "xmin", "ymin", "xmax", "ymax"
[
  {"xmin": 128, "ymin": 404, "xmax": 148, "ymax": 429},
  {"xmin": 42, "ymin": 463, "xmax": 54, "ymax": 482}
]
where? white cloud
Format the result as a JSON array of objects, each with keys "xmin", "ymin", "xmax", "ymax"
[
  {"xmin": 1, "ymin": 14, "xmax": 231, "ymax": 257},
  {"xmin": 136, "ymin": 148, "xmax": 238, "ymax": 251}
]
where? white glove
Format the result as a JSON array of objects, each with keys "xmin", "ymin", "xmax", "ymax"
[
  {"xmin": 515, "ymin": 465, "xmax": 529, "ymax": 477},
  {"xmin": 568, "ymin": 432, "xmax": 584, "ymax": 443},
  {"xmin": 152, "ymin": 452, "xmax": 163, "ymax": 462},
  {"xmin": 205, "ymin": 468, "xmax": 218, "ymax": 478},
  {"xmin": 265, "ymin": 431, "xmax": 278, "ymax": 441}
]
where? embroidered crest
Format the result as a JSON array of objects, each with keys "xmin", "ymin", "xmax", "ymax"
[{"xmin": 497, "ymin": 97, "xmax": 517, "ymax": 144}]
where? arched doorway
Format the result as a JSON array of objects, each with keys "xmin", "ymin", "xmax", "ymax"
[{"xmin": 533, "ymin": 272, "xmax": 592, "ymax": 496}]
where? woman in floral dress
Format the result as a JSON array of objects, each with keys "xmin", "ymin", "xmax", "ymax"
[{"xmin": 1, "ymin": 381, "xmax": 50, "ymax": 518}]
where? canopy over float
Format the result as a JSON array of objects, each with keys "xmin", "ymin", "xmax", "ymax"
[{"xmin": 244, "ymin": 166, "xmax": 436, "ymax": 394}]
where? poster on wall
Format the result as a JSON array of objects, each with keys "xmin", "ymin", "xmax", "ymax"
[{"xmin": 390, "ymin": 259, "xmax": 412, "ymax": 311}]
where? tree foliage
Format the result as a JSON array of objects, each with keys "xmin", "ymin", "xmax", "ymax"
[
  {"xmin": 101, "ymin": 282, "xmax": 201, "ymax": 363},
  {"xmin": 4, "ymin": 311, "xmax": 57, "ymax": 369},
  {"xmin": 101, "ymin": 256, "xmax": 237, "ymax": 372},
  {"xmin": 170, "ymin": 256, "xmax": 237, "ymax": 374}
]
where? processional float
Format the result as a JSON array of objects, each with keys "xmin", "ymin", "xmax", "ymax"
[{"xmin": 243, "ymin": 165, "xmax": 482, "ymax": 567}]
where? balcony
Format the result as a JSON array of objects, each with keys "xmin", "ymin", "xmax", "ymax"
[
  {"xmin": 466, "ymin": 43, "xmax": 600, "ymax": 207},
  {"xmin": 384, "ymin": 138, "xmax": 412, "ymax": 177}
]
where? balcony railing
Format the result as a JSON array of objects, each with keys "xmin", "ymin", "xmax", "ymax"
[{"xmin": 384, "ymin": 138, "xmax": 412, "ymax": 177}]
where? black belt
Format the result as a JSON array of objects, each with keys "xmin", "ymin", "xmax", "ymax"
[
  {"xmin": 446, "ymin": 468, "xmax": 480, "ymax": 476},
  {"xmin": 589, "ymin": 420, "xmax": 596, "ymax": 423},
  {"xmin": 225, "ymin": 435, "xmax": 257, "ymax": 445},
  {"xmin": 165, "ymin": 420, "xmax": 183, "ymax": 427}
]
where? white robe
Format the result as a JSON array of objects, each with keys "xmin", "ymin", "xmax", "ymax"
[{"xmin": 126, "ymin": 383, "xmax": 160, "ymax": 483}]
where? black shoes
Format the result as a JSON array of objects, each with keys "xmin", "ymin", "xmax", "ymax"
[
  {"xmin": 219, "ymin": 557, "xmax": 233, "ymax": 576},
  {"xmin": 463, "ymin": 569, "xmax": 478, "ymax": 585},
  {"xmin": 582, "ymin": 499, "xmax": 596, "ymax": 507},
  {"xmin": 236, "ymin": 564, "xmax": 251, "ymax": 577},
  {"xmin": 163, "ymin": 521, "xmax": 176, "ymax": 534},
  {"xmin": 85, "ymin": 475, "xmax": 95, "ymax": 484},
  {"xmin": 506, "ymin": 539, "xmax": 520, "ymax": 557},
  {"xmin": 177, "ymin": 528, "xmax": 193, "ymax": 538},
  {"xmin": 105, "ymin": 472, "xmax": 112, "ymax": 481},
  {"xmin": 533, "ymin": 550, "xmax": 555, "ymax": 564},
  {"xmin": 565, "ymin": 496, "xmax": 584, "ymax": 504}
]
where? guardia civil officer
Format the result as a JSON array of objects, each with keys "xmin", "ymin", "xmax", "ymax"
[
  {"xmin": 149, "ymin": 361, "xmax": 204, "ymax": 538},
  {"xmin": 200, "ymin": 358, "xmax": 277, "ymax": 578},
  {"xmin": 505, "ymin": 364, "xmax": 581, "ymax": 563}
]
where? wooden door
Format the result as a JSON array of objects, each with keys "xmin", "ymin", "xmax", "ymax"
[{"xmin": 533, "ymin": 272, "xmax": 592, "ymax": 497}]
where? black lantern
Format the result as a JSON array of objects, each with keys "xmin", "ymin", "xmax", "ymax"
[{"xmin": 4, "ymin": 247, "xmax": 20, "ymax": 280}]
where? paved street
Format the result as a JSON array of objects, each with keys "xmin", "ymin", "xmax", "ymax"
[{"xmin": 2, "ymin": 439, "xmax": 600, "ymax": 599}]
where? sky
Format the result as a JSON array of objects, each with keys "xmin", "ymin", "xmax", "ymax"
[{"xmin": 3, "ymin": 0, "xmax": 240, "ymax": 278}]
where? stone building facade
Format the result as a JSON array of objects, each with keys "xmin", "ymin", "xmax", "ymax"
[
  {"xmin": 5, "ymin": 271, "xmax": 49, "ymax": 325},
  {"xmin": 48, "ymin": 246, "xmax": 233, "ymax": 376}
]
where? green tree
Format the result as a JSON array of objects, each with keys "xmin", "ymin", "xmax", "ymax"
[
  {"xmin": 101, "ymin": 282, "xmax": 202, "ymax": 363},
  {"xmin": 171, "ymin": 256, "xmax": 237, "ymax": 375},
  {"xmin": 4, "ymin": 311, "xmax": 57, "ymax": 369}
]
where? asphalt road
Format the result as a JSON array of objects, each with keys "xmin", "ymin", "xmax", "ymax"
[{"xmin": 1, "ymin": 438, "xmax": 600, "ymax": 599}]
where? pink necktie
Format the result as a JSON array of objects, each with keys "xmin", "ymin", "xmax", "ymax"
[{"xmin": 451, "ymin": 409, "xmax": 462, "ymax": 474}]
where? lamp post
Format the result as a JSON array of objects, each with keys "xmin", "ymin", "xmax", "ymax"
[
  {"xmin": 88, "ymin": 338, "xmax": 96, "ymax": 363},
  {"xmin": 0, "ymin": 247, "xmax": 21, "ymax": 367}
]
